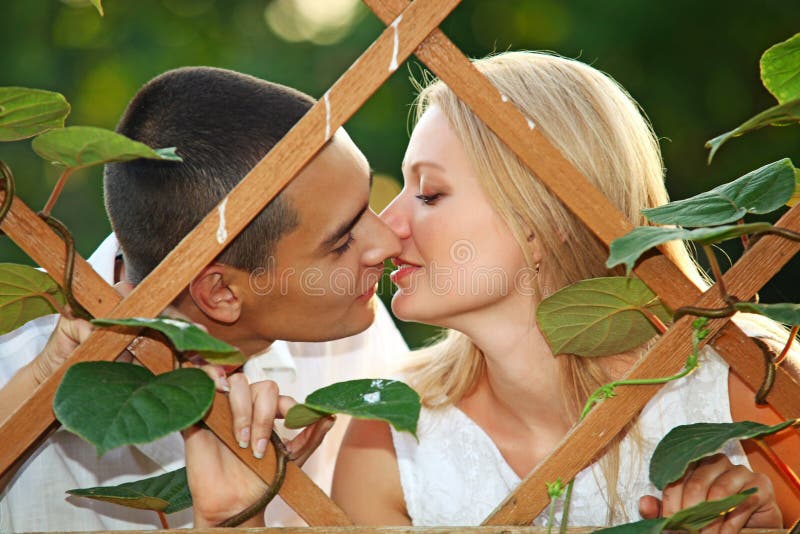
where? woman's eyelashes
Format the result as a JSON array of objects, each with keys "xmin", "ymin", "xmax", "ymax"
[
  {"xmin": 332, "ymin": 232, "xmax": 355, "ymax": 256},
  {"xmin": 415, "ymin": 193, "xmax": 442, "ymax": 205}
]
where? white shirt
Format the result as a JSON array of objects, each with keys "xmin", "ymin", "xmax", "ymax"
[
  {"xmin": 391, "ymin": 349, "xmax": 750, "ymax": 527},
  {"xmin": 0, "ymin": 233, "xmax": 408, "ymax": 531}
]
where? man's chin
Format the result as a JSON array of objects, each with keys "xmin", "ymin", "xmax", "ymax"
[{"xmin": 285, "ymin": 300, "xmax": 376, "ymax": 342}]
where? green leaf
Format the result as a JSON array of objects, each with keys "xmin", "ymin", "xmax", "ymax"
[
  {"xmin": 283, "ymin": 404, "xmax": 330, "ymax": 428},
  {"xmin": 91, "ymin": 317, "xmax": 245, "ymax": 365},
  {"xmin": 606, "ymin": 222, "xmax": 773, "ymax": 274},
  {"xmin": 642, "ymin": 159, "xmax": 796, "ymax": 227},
  {"xmin": 90, "ymin": 0, "xmax": 104, "ymax": 16},
  {"xmin": 536, "ymin": 277, "xmax": 670, "ymax": 357},
  {"xmin": 664, "ymin": 488, "xmax": 757, "ymax": 530},
  {"xmin": 0, "ymin": 87, "xmax": 70, "ymax": 141},
  {"xmin": 706, "ymin": 98, "xmax": 800, "ymax": 163},
  {"xmin": 67, "ymin": 468, "xmax": 191, "ymax": 514},
  {"xmin": 761, "ymin": 33, "xmax": 800, "ymax": 104},
  {"xmin": 285, "ymin": 379, "xmax": 420, "ymax": 437},
  {"xmin": 593, "ymin": 490, "xmax": 757, "ymax": 534},
  {"xmin": 592, "ymin": 518, "xmax": 668, "ymax": 534},
  {"xmin": 0, "ymin": 263, "xmax": 66, "ymax": 335},
  {"xmin": 650, "ymin": 420, "xmax": 795, "ymax": 490},
  {"xmin": 54, "ymin": 362, "xmax": 214, "ymax": 456},
  {"xmin": 31, "ymin": 126, "xmax": 182, "ymax": 169},
  {"xmin": 733, "ymin": 302, "xmax": 800, "ymax": 325},
  {"xmin": 788, "ymin": 168, "xmax": 800, "ymax": 208}
]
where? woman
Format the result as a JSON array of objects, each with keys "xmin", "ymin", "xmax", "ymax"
[
  {"xmin": 332, "ymin": 51, "xmax": 797, "ymax": 528},
  {"xmin": 189, "ymin": 52, "xmax": 797, "ymax": 528}
]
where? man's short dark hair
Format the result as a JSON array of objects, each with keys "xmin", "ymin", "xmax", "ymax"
[{"xmin": 104, "ymin": 66, "xmax": 311, "ymax": 284}]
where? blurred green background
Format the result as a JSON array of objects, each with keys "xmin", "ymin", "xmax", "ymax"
[{"xmin": 1, "ymin": 0, "xmax": 798, "ymax": 348}]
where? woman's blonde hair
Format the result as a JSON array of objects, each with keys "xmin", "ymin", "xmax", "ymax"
[{"xmin": 403, "ymin": 51, "xmax": 797, "ymax": 522}]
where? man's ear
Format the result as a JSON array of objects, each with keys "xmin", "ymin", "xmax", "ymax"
[{"xmin": 188, "ymin": 264, "xmax": 243, "ymax": 324}]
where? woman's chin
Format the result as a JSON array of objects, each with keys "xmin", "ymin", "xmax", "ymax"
[{"xmin": 391, "ymin": 293, "xmax": 448, "ymax": 326}]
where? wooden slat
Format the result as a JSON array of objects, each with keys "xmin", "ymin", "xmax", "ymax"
[
  {"xmin": 0, "ymin": 0, "xmax": 462, "ymax": 525},
  {"xmin": 28, "ymin": 528, "xmax": 789, "ymax": 534},
  {"xmin": 362, "ymin": 0, "xmax": 800, "ymax": 524}
]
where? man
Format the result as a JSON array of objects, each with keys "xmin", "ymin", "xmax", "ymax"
[{"xmin": 0, "ymin": 67, "xmax": 408, "ymax": 530}]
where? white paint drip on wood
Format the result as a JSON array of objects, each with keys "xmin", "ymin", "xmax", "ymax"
[
  {"xmin": 216, "ymin": 198, "xmax": 228, "ymax": 244},
  {"xmin": 324, "ymin": 91, "xmax": 331, "ymax": 141},
  {"xmin": 389, "ymin": 15, "xmax": 403, "ymax": 72}
]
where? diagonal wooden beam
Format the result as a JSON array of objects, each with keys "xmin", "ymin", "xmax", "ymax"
[
  {"xmin": 0, "ymin": 0, "xmax": 463, "ymax": 524},
  {"xmin": 362, "ymin": 0, "xmax": 800, "ymax": 524}
]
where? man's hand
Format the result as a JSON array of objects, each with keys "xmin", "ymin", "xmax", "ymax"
[
  {"xmin": 30, "ymin": 312, "xmax": 93, "ymax": 385},
  {"xmin": 185, "ymin": 366, "xmax": 335, "ymax": 527},
  {"xmin": 639, "ymin": 453, "xmax": 782, "ymax": 532}
]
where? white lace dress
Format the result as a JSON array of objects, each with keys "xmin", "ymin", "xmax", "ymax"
[{"xmin": 390, "ymin": 348, "xmax": 750, "ymax": 527}]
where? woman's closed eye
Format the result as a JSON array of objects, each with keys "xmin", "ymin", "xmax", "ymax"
[{"xmin": 415, "ymin": 193, "xmax": 442, "ymax": 205}]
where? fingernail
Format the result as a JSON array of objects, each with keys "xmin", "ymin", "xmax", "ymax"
[
  {"xmin": 254, "ymin": 438, "xmax": 267, "ymax": 459},
  {"xmin": 217, "ymin": 375, "xmax": 230, "ymax": 393},
  {"xmin": 238, "ymin": 427, "xmax": 250, "ymax": 449}
]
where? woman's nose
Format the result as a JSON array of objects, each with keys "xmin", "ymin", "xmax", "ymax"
[
  {"xmin": 361, "ymin": 210, "xmax": 402, "ymax": 267},
  {"xmin": 379, "ymin": 194, "xmax": 411, "ymax": 240}
]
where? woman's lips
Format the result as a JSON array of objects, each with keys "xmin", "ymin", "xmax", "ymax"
[{"xmin": 390, "ymin": 264, "xmax": 420, "ymax": 284}]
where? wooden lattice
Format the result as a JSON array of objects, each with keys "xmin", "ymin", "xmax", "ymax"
[{"xmin": 1, "ymin": 0, "xmax": 798, "ymax": 529}]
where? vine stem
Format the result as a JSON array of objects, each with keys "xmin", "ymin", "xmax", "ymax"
[
  {"xmin": 156, "ymin": 511, "xmax": 169, "ymax": 529},
  {"xmin": 215, "ymin": 430, "xmax": 288, "ymax": 527},
  {"xmin": 41, "ymin": 167, "xmax": 75, "ymax": 216},
  {"xmin": 775, "ymin": 325, "xmax": 799, "ymax": 366},
  {"xmin": 0, "ymin": 161, "xmax": 15, "ymax": 230},
  {"xmin": 701, "ymin": 244, "xmax": 730, "ymax": 302},
  {"xmin": 751, "ymin": 436, "xmax": 800, "ymax": 493},
  {"xmin": 756, "ymin": 227, "xmax": 800, "ymax": 242},
  {"xmin": 639, "ymin": 306, "xmax": 668, "ymax": 335},
  {"xmin": 557, "ymin": 482, "xmax": 574, "ymax": 534},
  {"xmin": 737, "ymin": 219, "xmax": 749, "ymax": 249}
]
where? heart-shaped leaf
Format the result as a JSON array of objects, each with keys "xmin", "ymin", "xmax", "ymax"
[
  {"xmin": 641, "ymin": 159, "xmax": 795, "ymax": 227},
  {"xmin": 68, "ymin": 467, "xmax": 191, "ymax": 514},
  {"xmin": 761, "ymin": 33, "xmax": 800, "ymax": 104},
  {"xmin": 536, "ymin": 277, "xmax": 670, "ymax": 357},
  {"xmin": 54, "ymin": 362, "xmax": 214, "ymax": 456},
  {"xmin": 650, "ymin": 420, "xmax": 795, "ymax": 490},
  {"xmin": 0, "ymin": 263, "xmax": 66, "ymax": 335},
  {"xmin": 606, "ymin": 222, "xmax": 773, "ymax": 274},
  {"xmin": 285, "ymin": 379, "xmax": 420, "ymax": 437},
  {"xmin": 706, "ymin": 98, "xmax": 800, "ymax": 163},
  {"xmin": 91, "ymin": 317, "xmax": 245, "ymax": 365},
  {"xmin": 90, "ymin": 0, "xmax": 104, "ymax": 16},
  {"xmin": 664, "ymin": 488, "xmax": 756, "ymax": 530},
  {"xmin": 0, "ymin": 87, "xmax": 70, "ymax": 141},
  {"xmin": 733, "ymin": 302, "xmax": 800, "ymax": 325},
  {"xmin": 32, "ymin": 126, "xmax": 181, "ymax": 170}
]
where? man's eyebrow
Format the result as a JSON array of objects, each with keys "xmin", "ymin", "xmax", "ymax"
[{"xmin": 319, "ymin": 171, "xmax": 372, "ymax": 251}]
